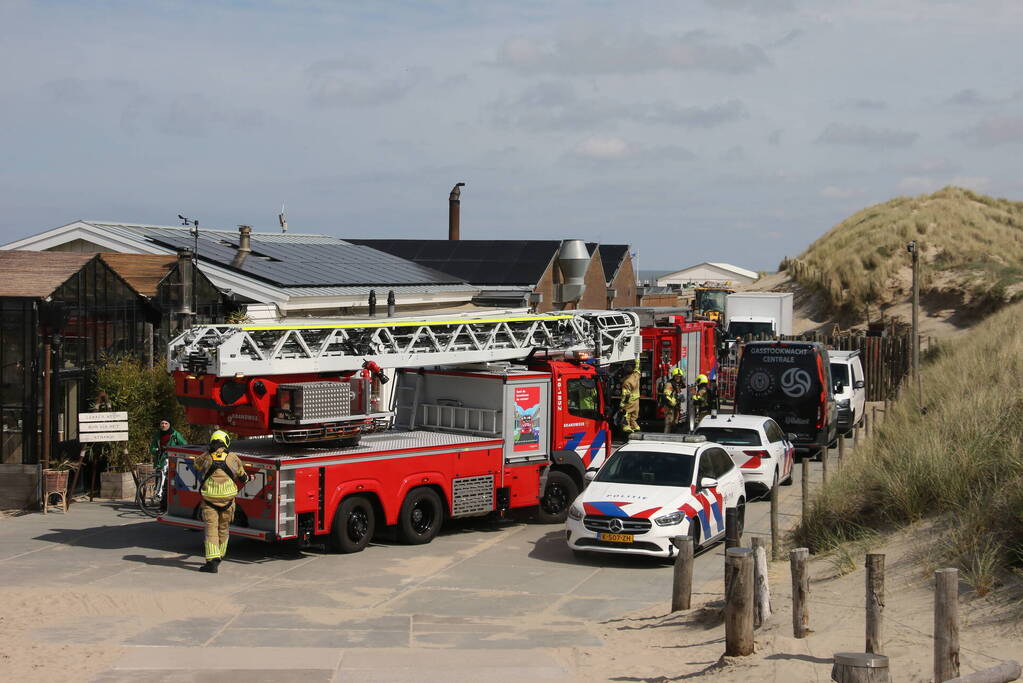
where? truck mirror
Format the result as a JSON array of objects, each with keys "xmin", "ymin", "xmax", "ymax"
[{"xmin": 854, "ymin": 380, "xmax": 865, "ymax": 390}]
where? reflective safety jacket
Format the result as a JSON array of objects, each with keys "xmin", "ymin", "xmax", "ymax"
[
  {"xmin": 661, "ymin": 381, "xmax": 679, "ymax": 407},
  {"xmin": 192, "ymin": 449, "xmax": 248, "ymax": 504},
  {"xmin": 620, "ymin": 371, "xmax": 641, "ymax": 406}
]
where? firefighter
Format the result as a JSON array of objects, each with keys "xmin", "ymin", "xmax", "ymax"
[
  {"xmin": 193, "ymin": 430, "xmax": 249, "ymax": 573},
  {"xmin": 619, "ymin": 360, "xmax": 641, "ymax": 433},
  {"xmin": 661, "ymin": 368, "xmax": 685, "ymax": 432},
  {"xmin": 693, "ymin": 374, "xmax": 711, "ymax": 421}
]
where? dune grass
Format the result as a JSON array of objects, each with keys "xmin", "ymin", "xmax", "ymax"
[
  {"xmin": 791, "ymin": 301, "xmax": 1023, "ymax": 592},
  {"xmin": 781, "ymin": 186, "xmax": 1023, "ymax": 315}
]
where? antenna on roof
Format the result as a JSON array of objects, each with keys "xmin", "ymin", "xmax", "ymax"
[{"xmin": 278, "ymin": 202, "xmax": 288, "ymax": 233}]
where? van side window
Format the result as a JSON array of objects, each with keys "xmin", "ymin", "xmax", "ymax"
[{"xmin": 852, "ymin": 361, "xmax": 863, "ymax": 383}]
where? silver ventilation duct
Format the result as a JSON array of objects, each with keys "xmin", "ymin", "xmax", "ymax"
[{"xmin": 554, "ymin": 239, "xmax": 589, "ymax": 308}]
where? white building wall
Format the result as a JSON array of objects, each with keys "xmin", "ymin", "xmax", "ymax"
[{"xmin": 657, "ymin": 263, "xmax": 757, "ymax": 287}]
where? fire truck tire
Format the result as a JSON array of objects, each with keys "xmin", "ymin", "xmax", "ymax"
[
  {"xmin": 397, "ymin": 487, "xmax": 444, "ymax": 545},
  {"xmin": 537, "ymin": 471, "xmax": 578, "ymax": 524},
  {"xmin": 329, "ymin": 496, "xmax": 376, "ymax": 554}
]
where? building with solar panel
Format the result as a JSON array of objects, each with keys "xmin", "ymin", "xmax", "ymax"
[{"xmin": 3, "ymin": 221, "xmax": 481, "ymax": 321}]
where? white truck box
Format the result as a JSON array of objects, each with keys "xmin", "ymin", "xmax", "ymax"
[{"xmin": 725, "ymin": 292, "xmax": 793, "ymax": 337}]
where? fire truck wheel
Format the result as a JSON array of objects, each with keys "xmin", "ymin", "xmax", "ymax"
[
  {"xmin": 397, "ymin": 487, "xmax": 444, "ymax": 545},
  {"xmin": 537, "ymin": 471, "xmax": 578, "ymax": 524},
  {"xmin": 329, "ymin": 496, "xmax": 376, "ymax": 554}
]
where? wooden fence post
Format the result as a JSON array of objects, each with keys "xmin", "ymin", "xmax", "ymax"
[
  {"xmin": 935, "ymin": 568, "xmax": 960, "ymax": 682},
  {"xmin": 725, "ymin": 548, "xmax": 755, "ymax": 656},
  {"xmin": 671, "ymin": 536, "xmax": 693, "ymax": 612},
  {"xmin": 752, "ymin": 536, "xmax": 771, "ymax": 628},
  {"xmin": 864, "ymin": 411, "xmax": 871, "ymax": 439},
  {"xmin": 802, "ymin": 457, "xmax": 811, "ymax": 522},
  {"xmin": 838, "ymin": 433, "xmax": 846, "ymax": 470},
  {"xmin": 726, "ymin": 507, "xmax": 741, "ymax": 549},
  {"xmin": 822, "ymin": 442, "xmax": 830, "ymax": 483},
  {"xmin": 770, "ymin": 482, "xmax": 780, "ymax": 562},
  {"xmin": 866, "ymin": 553, "xmax": 885, "ymax": 655},
  {"xmin": 791, "ymin": 547, "xmax": 810, "ymax": 638}
]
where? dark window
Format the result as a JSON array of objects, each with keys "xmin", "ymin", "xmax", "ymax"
[
  {"xmin": 830, "ymin": 363, "xmax": 850, "ymax": 386},
  {"xmin": 764, "ymin": 420, "xmax": 785, "ymax": 443},
  {"xmin": 696, "ymin": 451, "xmax": 717, "ymax": 485},
  {"xmin": 594, "ymin": 450, "xmax": 695, "ymax": 488},
  {"xmin": 566, "ymin": 377, "xmax": 600, "ymax": 419},
  {"xmin": 695, "ymin": 426, "xmax": 761, "ymax": 446},
  {"xmin": 707, "ymin": 448, "xmax": 734, "ymax": 478}
]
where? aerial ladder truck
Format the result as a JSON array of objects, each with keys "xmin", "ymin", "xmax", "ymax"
[{"xmin": 159, "ymin": 310, "xmax": 641, "ymax": 553}]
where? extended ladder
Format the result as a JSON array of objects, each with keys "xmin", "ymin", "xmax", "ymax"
[{"xmin": 168, "ymin": 310, "xmax": 641, "ymax": 377}]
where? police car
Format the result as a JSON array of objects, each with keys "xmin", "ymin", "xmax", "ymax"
[
  {"xmin": 695, "ymin": 413, "xmax": 794, "ymax": 495},
  {"xmin": 565, "ymin": 433, "xmax": 746, "ymax": 559}
]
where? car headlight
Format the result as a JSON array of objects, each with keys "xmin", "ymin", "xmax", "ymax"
[
  {"xmin": 654, "ymin": 510, "xmax": 685, "ymax": 526},
  {"xmin": 568, "ymin": 505, "xmax": 584, "ymax": 521}
]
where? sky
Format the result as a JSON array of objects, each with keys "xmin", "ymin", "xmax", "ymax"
[{"xmin": 1, "ymin": 0, "xmax": 1022, "ymax": 273}]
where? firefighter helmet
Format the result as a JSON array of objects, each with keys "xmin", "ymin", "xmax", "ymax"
[
  {"xmin": 697, "ymin": 374, "xmax": 709, "ymax": 385},
  {"xmin": 670, "ymin": 367, "xmax": 682, "ymax": 377},
  {"xmin": 209, "ymin": 429, "xmax": 231, "ymax": 449}
]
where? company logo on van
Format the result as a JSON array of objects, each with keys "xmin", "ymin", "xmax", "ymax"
[{"xmin": 780, "ymin": 368, "xmax": 812, "ymax": 398}]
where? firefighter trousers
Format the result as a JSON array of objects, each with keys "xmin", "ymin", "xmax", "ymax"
[
  {"xmin": 622, "ymin": 401, "xmax": 640, "ymax": 432},
  {"xmin": 202, "ymin": 498, "xmax": 235, "ymax": 561}
]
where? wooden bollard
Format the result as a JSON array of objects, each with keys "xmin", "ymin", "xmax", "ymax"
[
  {"xmin": 865, "ymin": 553, "xmax": 885, "ymax": 654},
  {"xmin": 752, "ymin": 536, "xmax": 771, "ymax": 628},
  {"xmin": 671, "ymin": 535, "xmax": 693, "ymax": 612},
  {"xmin": 725, "ymin": 507, "xmax": 741, "ymax": 549},
  {"xmin": 791, "ymin": 547, "xmax": 810, "ymax": 638},
  {"xmin": 853, "ymin": 422, "xmax": 860, "ymax": 447},
  {"xmin": 838, "ymin": 434, "xmax": 846, "ymax": 470},
  {"xmin": 864, "ymin": 411, "xmax": 871, "ymax": 439},
  {"xmin": 770, "ymin": 481, "xmax": 780, "ymax": 562},
  {"xmin": 935, "ymin": 568, "xmax": 960, "ymax": 682},
  {"xmin": 946, "ymin": 660, "xmax": 1021, "ymax": 682},
  {"xmin": 823, "ymin": 442, "xmax": 830, "ymax": 483},
  {"xmin": 724, "ymin": 548, "xmax": 755, "ymax": 656},
  {"xmin": 802, "ymin": 457, "xmax": 811, "ymax": 522},
  {"xmin": 831, "ymin": 652, "xmax": 890, "ymax": 683}
]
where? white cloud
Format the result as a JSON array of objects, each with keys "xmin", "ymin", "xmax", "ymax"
[
  {"xmin": 961, "ymin": 116, "xmax": 1023, "ymax": 146},
  {"xmin": 820, "ymin": 186, "xmax": 863, "ymax": 199},
  {"xmin": 817, "ymin": 123, "xmax": 918, "ymax": 148},
  {"xmin": 574, "ymin": 136, "xmax": 630, "ymax": 160},
  {"xmin": 494, "ymin": 28, "xmax": 769, "ymax": 75}
]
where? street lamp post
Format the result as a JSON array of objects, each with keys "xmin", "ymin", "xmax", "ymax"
[{"xmin": 907, "ymin": 240, "xmax": 920, "ymax": 402}]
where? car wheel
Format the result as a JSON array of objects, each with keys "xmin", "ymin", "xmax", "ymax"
[
  {"xmin": 329, "ymin": 496, "xmax": 375, "ymax": 553},
  {"xmin": 397, "ymin": 487, "xmax": 444, "ymax": 545},
  {"xmin": 537, "ymin": 470, "xmax": 579, "ymax": 524}
]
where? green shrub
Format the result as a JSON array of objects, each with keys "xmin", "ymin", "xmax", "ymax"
[{"xmin": 93, "ymin": 356, "xmax": 201, "ymax": 471}]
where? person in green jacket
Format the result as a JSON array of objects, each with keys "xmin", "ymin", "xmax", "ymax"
[{"xmin": 149, "ymin": 419, "xmax": 186, "ymax": 469}]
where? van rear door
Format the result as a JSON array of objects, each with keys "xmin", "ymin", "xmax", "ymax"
[{"xmin": 735, "ymin": 344, "xmax": 827, "ymax": 448}]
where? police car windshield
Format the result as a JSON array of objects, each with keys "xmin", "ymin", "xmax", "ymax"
[
  {"xmin": 594, "ymin": 450, "xmax": 695, "ymax": 488},
  {"xmin": 695, "ymin": 427, "xmax": 761, "ymax": 446}
]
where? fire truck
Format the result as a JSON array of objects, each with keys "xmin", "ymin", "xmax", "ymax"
[
  {"xmin": 158, "ymin": 310, "xmax": 641, "ymax": 553},
  {"xmin": 637, "ymin": 316, "xmax": 719, "ymax": 432}
]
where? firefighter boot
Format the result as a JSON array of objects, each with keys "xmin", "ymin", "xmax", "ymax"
[{"xmin": 199, "ymin": 561, "xmax": 219, "ymax": 573}]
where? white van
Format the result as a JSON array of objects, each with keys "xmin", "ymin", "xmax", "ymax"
[{"xmin": 829, "ymin": 350, "xmax": 865, "ymax": 436}]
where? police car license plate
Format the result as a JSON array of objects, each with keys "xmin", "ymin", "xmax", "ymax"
[{"xmin": 599, "ymin": 532, "xmax": 633, "ymax": 543}]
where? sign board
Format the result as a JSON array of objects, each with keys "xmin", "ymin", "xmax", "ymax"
[
  {"xmin": 79, "ymin": 431, "xmax": 129, "ymax": 443},
  {"xmin": 78, "ymin": 412, "xmax": 128, "ymax": 443},
  {"xmin": 80, "ymin": 412, "xmax": 128, "ymax": 422}
]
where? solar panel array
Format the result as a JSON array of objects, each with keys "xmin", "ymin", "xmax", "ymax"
[
  {"xmin": 102, "ymin": 226, "xmax": 467, "ymax": 287},
  {"xmin": 351, "ymin": 240, "xmax": 563, "ymax": 286}
]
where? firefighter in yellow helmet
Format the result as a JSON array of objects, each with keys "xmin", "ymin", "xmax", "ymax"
[
  {"xmin": 661, "ymin": 367, "xmax": 685, "ymax": 433},
  {"xmin": 193, "ymin": 430, "xmax": 249, "ymax": 573},
  {"xmin": 618, "ymin": 359, "xmax": 641, "ymax": 433},
  {"xmin": 693, "ymin": 373, "xmax": 711, "ymax": 421}
]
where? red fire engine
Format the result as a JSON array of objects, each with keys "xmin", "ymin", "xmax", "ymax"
[
  {"xmin": 158, "ymin": 311, "xmax": 640, "ymax": 552},
  {"xmin": 637, "ymin": 316, "xmax": 719, "ymax": 431}
]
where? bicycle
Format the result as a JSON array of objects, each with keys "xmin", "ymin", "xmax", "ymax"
[{"xmin": 136, "ymin": 463, "xmax": 168, "ymax": 518}]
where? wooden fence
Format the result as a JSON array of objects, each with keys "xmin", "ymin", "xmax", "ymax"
[{"xmin": 718, "ymin": 333, "xmax": 911, "ymax": 403}]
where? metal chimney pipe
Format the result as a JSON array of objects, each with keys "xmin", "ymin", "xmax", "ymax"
[
  {"xmin": 231, "ymin": 224, "xmax": 252, "ymax": 268},
  {"xmin": 448, "ymin": 182, "xmax": 465, "ymax": 240},
  {"xmin": 177, "ymin": 248, "xmax": 194, "ymax": 319}
]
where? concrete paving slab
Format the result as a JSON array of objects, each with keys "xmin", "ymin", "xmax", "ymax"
[
  {"xmin": 111, "ymin": 645, "xmax": 344, "ymax": 670},
  {"xmin": 211, "ymin": 627, "xmax": 409, "ymax": 648},
  {"xmin": 337, "ymin": 648, "xmax": 569, "ymax": 681},
  {"xmin": 93, "ymin": 670, "xmax": 335, "ymax": 683},
  {"xmin": 413, "ymin": 627, "xmax": 601, "ymax": 649},
  {"xmin": 125, "ymin": 617, "xmax": 233, "ymax": 646},
  {"xmin": 552, "ymin": 595, "xmax": 661, "ymax": 620},
  {"xmin": 236, "ymin": 612, "xmax": 409, "ymax": 631},
  {"xmin": 382, "ymin": 587, "xmax": 557, "ymax": 617},
  {"xmin": 410, "ymin": 614, "xmax": 507, "ymax": 633}
]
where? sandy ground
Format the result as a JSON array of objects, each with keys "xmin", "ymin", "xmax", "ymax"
[{"xmin": 572, "ymin": 523, "xmax": 1023, "ymax": 682}]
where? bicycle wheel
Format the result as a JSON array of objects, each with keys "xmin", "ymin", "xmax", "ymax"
[{"xmin": 136, "ymin": 472, "xmax": 163, "ymax": 517}]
